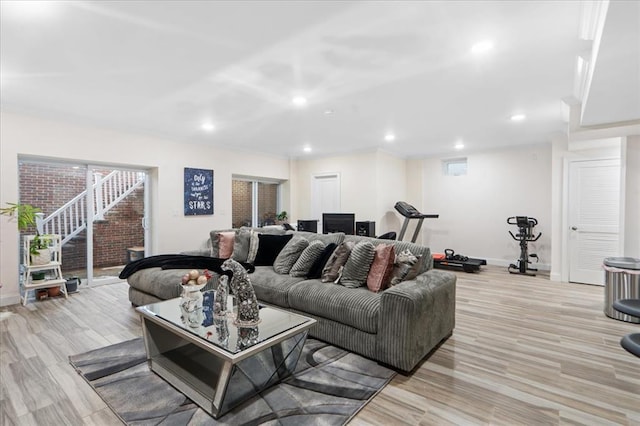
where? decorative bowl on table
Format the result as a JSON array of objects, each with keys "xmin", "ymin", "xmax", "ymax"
[
  {"xmin": 180, "ymin": 269, "xmax": 212, "ymax": 313},
  {"xmin": 181, "ymin": 282, "xmax": 206, "ymax": 294}
]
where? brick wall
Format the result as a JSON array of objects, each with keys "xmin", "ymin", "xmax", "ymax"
[
  {"xmin": 232, "ymin": 180, "xmax": 252, "ymax": 228},
  {"xmin": 18, "ymin": 163, "xmax": 144, "ymax": 272}
]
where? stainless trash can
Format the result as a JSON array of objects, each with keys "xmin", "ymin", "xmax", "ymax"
[{"xmin": 603, "ymin": 257, "xmax": 640, "ymax": 323}]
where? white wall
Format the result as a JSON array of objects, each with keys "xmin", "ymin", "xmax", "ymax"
[
  {"xmin": 292, "ymin": 150, "xmax": 406, "ymax": 235},
  {"xmin": 375, "ymin": 151, "xmax": 406, "ymax": 234},
  {"xmin": 0, "ymin": 112, "xmax": 290, "ymax": 306},
  {"xmin": 293, "ymin": 151, "xmax": 374, "ymax": 223},
  {"xmin": 422, "ymin": 144, "xmax": 553, "ymax": 266}
]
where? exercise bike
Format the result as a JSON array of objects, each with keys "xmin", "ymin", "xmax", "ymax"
[{"xmin": 507, "ymin": 216, "xmax": 541, "ymax": 276}]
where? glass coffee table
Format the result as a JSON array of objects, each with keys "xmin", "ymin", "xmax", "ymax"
[{"xmin": 136, "ymin": 291, "xmax": 316, "ymax": 418}]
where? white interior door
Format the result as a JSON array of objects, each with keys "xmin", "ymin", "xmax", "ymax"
[
  {"xmin": 568, "ymin": 159, "xmax": 621, "ymax": 285},
  {"xmin": 311, "ymin": 173, "xmax": 340, "ymax": 232}
]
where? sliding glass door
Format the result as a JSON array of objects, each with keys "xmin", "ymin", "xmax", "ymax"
[
  {"xmin": 232, "ymin": 178, "xmax": 281, "ymax": 228},
  {"xmin": 18, "ymin": 158, "xmax": 148, "ymax": 287}
]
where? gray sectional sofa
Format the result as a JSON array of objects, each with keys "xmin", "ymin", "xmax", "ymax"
[{"xmin": 126, "ymin": 228, "xmax": 456, "ymax": 372}]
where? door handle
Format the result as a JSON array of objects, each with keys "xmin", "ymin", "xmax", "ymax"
[{"xmin": 571, "ymin": 226, "xmax": 578, "ymax": 231}]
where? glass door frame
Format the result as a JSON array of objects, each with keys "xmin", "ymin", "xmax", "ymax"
[{"xmin": 86, "ymin": 164, "xmax": 149, "ymax": 286}]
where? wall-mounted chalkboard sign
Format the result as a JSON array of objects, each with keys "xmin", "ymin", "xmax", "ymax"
[{"xmin": 184, "ymin": 167, "xmax": 214, "ymax": 215}]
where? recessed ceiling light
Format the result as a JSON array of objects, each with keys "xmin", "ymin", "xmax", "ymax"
[
  {"xmin": 303, "ymin": 146, "xmax": 312, "ymax": 153},
  {"xmin": 471, "ymin": 40, "xmax": 494, "ymax": 54},
  {"xmin": 292, "ymin": 96, "xmax": 307, "ymax": 107},
  {"xmin": 201, "ymin": 122, "xmax": 215, "ymax": 132},
  {"xmin": 455, "ymin": 142, "xmax": 465, "ymax": 150},
  {"xmin": 510, "ymin": 114, "xmax": 526, "ymax": 122},
  {"xmin": 324, "ymin": 109, "xmax": 334, "ymax": 115},
  {"xmin": 384, "ymin": 133, "xmax": 396, "ymax": 142}
]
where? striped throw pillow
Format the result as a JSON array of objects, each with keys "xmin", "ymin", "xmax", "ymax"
[
  {"xmin": 339, "ymin": 240, "xmax": 375, "ymax": 288},
  {"xmin": 273, "ymin": 237, "xmax": 309, "ymax": 274},
  {"xmin": 290, "ymin": 240, "xmax": 325, "ymax": 277}
]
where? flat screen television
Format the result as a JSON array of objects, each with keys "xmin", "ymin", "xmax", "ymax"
[{"xmin": 322, "ymin": 213, "xmax": 355, "ymax": 235}]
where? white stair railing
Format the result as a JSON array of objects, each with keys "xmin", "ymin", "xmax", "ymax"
[{"xmin": 39, "ymin": 170, "xmax": 145, "ymax": 245}]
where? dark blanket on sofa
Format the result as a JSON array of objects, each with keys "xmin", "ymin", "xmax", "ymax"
[{"xmin": 118, "ymin": 255, "xmax": 255, "ymax": 279}]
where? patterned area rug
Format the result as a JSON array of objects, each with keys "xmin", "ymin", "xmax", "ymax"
[{"xmin": 69, "ymin": 338, "xmax": 395, "ymax": 425}]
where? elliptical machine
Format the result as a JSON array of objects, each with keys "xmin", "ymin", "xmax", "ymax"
[{"xmin": 507, "ymin": 216, "xmax": 541, "ymax": 276}]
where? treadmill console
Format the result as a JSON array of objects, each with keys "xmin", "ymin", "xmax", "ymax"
[{"xmin": 394, "ymin": 201, "xmax": 422, "ymax": 218}]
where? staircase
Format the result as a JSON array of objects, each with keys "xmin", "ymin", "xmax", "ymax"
[{"xmin": 38, "ymin": 170, "xmax": 145, "ymax": 246}]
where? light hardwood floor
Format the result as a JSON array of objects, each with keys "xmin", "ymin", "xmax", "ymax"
[{"xmin": 1, "ymin": 266, "xmax": 639, "ymax": 425}]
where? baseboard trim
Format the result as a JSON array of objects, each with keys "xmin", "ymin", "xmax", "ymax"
[
  {"xmin": 483, "ymin": 257, "xmax": 550, "ymax": 272},
  {"xmin": 0, "ymin": 294, "xmax": 21, "ymax": 307}
]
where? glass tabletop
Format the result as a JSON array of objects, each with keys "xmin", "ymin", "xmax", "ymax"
[{"xmin": 137, "ymin": 291, "xmax": 312, "ymax": 354}]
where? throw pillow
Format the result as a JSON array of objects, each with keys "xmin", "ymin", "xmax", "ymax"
[
  {"xmin": 390, "ymin": 249, "xmax": 422, "ymax": 286},
  {"xmin": 290, "ymin": 240, "xmax": 325, "ymax": 277},
  {"xmin": 404, "ymin": 254, "xmax": 424, "ymax": 281},
  {"xmin": 366, "ymin": 243, "xmax": 395, "ymax": 292},
  {"xmin": 209, "ymin": 228, "xmax": 234, "ymax": 257},
  {"xmin": 339, "ymin": 241, "xmax": 375, "ymax": 288},
  {"xmin": 232, "ymin": 229, "xmax": 252, "ymax": 262},
  {"xmin": 217, "ymin": 231, "xmax": 235, "ymax": 259},
  {"xmin": 254, "ymin": 234, "xmax": 293, "ymax": 266},
  {"xmin": 321, "ymin": 241, "xmax": 354, "ymax": 283},
  {"xmin": 306, "ymin": 243, "xmax": 337, "ymax": 279},
  {"xmin": 273, "ymin": 237, "xmax": 309, "ymax": 274},
  {"xmin": 247, "ymin": 230, "xmax": 259, "ymax": 263}
]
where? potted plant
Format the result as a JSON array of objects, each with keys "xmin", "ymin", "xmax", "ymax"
[
  {"xmin": 29, "ymin": 234, "xmax": 52, "ymax": 266},
  {"xmin": 276, "ymin": 211, "xmax": 288, "ymax": 224}
]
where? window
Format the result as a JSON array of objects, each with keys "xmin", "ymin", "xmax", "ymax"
[
  {"xmin": 443, "ymin": 158, "xmax": 467, "ymax": 176},
  {"xmin": 232, "ymin": 178, "xmax": 281, "ymax": 228}
]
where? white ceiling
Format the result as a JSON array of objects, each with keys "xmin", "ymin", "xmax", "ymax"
[{"xmin": 1, "ymin": 1, "xmax": 638, "ymax": 158}]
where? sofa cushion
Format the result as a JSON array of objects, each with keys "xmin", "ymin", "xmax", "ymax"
[
  {"xmin": 232, "ymin": 228, "xmax": 253, "ymax": 262},
  {"xmin": 290, "ymin": 240, "xmax": 325, "ymax": 277},
  {"xmin": 247, "ymin": 230, "xmax": 259, "ymax": 263},
  {"xmin": 344, "ymin": 235, "xmax": 433, "ymax": 272},
  {"xmin": 241, "ymin": 225, "xmax": 287, "ymax": 235},
  {"xmin": 339, "ymin": 240, "xmax": 375, "ymax": 288},
  {"xmin": 306, "ymin": 242, "xmax": 337, "ymax": 279},
  {"xmin": 209, "ymin": 229, "xmax": 235, "ymax": 257},
  {"xmin": 321, "ymin": 241, "xmax": 354, "ymax": 283},
  {"xmin": 390, "ymin": 250, "xmax": 424, "ymax": 285},
  {"xmin": 367, "ymin": 243, "xmax": 395, "ymax": 293},
  {"xmin": 249, "ymin": 266, "xmax": 306, "ymax": 307},
  {"xmin": 273, "ymin": 237, "xmax": 309, "ymax": 274},
  {"xmin": 288, "ymin": 280, "xmax": 380, "ymax": 334},
  {"xmin": 217, "ymin": 231, "xmax": 235, "ymax": 259},
  {"xmin": 295, "ymin": 231, "xmax": 345, "ymax": 246},
  {"xmin": 126, "ymin": 267, "xmax": 188, "ymax": 300},
  {"xmin": 254, "ymin": 233, "xmax": 293, "ymax": 266}
]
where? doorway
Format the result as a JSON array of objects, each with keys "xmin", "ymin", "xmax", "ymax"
[
  {"xmin": 18, "ymin": 160, "xmax": 148, "ymax": 287},
  {"xmin": 567, "ymin": 158, "xmax": 621, "ymax": 285},
  {"xmin": 311, "ymin": 173, "xmax": 341, "ymax": 231}
]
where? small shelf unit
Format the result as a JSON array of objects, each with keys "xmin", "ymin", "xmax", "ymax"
[{"xmin": 22, "ymin": 234, "xmax": 67, "ymax": 306}]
